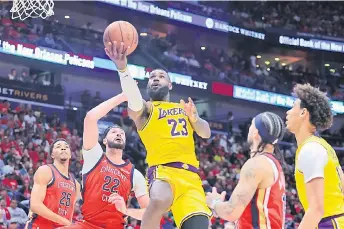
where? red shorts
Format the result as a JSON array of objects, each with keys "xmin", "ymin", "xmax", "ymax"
[{"xmin": 57, "ymin": 221, "xmax": 124, "ymax": 229}]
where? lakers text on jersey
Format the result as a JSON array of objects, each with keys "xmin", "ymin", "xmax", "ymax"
[
  {"xmin": 138, "ymin": 101, "xmax": 199, "ymax": 168},
  {"xmin": 139, "ymin": 101, "xmax": 212, "ymax": 228}
]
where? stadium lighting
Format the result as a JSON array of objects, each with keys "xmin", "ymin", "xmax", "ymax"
[
  {"xmin": 281, "ymin": 63, "xmax": 286, "ymax": 66},
  {"xmin": 256, "ymin": 55, "xmax": 261, "ymax": 59},
  {"xmin": 65, "ymin": 15, "xmax": 70, "ymax": 19},
  {"xmin": 140, "ymin": 32, "xmax": 147, "ymax": 36},
  {"xmin": 324, "ymin": 64, "xmax": 330, "ymax": 67},
  {"xmin": 201, "ymin": 46, "xmax": 206, "ymax": 50},
  {"xmin": 330, "ymin": 69, "xmax": 335, "ymax": 73},
  {"xmin": 275, "ymin": 57, "xmax": 280, "ymax": 61},
  {"xmin": 256, "ymin": 65, "xmax": 259, "ymax": 68},
  {"xmin": 73, "ymin": 107, "xmax": 78, "ymax": 111},
  {"xmin": 265, "ymin": 61, "xmax": 270, "ymax": 65},
  {"xmin": 267, "ymin": 68, "xmax": 270, "ymax": 71}
]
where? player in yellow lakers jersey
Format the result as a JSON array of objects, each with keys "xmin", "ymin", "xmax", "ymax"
[
  {"xmin": 286, "ymin": 83, "xmax": 344, "ymax": 229},
  {"xmin": 105, "ymin": 42, "xmax": 212, "ymax": 229}
]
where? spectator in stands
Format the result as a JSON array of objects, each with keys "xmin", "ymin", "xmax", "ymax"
[
  {"xmin": 8, "ymin": 69, "xmax": 16, "ymax": 81},
  {"xmin": 19, "ymin": 71, "xmax": 32, "ymax": 84},
  {"xmin": 227, "ymin": 112, "xmax": 234, "ymax": 137},
  {"xmin": 6, "ymin": 200, "xmax": 27, "ymax": 227},
  {"xmin": 92, "ymin": 91, "xmax": 102, "ymax": 106},
  {"xmin": 81, "ymin": 90, "xmax": 92, "ymax": 112},
  {"xmin": 2, "ymin": 172, "xmax": 18, "ymax": 193},
  {"xmin": 44, "ymin": 33, "xmax": 57, "ymax": 49},
  {"xmin": 14, "ymin": 104, "xmax": 24, "ymax": 115},
  {"xmin": 0, "ymin": 136, "xmax": 11, "ymax": 155},
  {"xmin": 8, "ymin": 219, "xmax": 19, "ymax": 229},
  {"xmin": 0, "ymin": 200, "xmax": 10, "ymax": 223},
  {"xmin": 83, "ymin": 22, "xmax": 92, "ymax": 30},
  {"xmin": 0, "ymin": 200, "xmax": 8, "ymax": 226},
  {"xmin": 42, "ymin": 74, "xmax": 52, "ymax": 86},
  {"xmin": 160, "ymin": 212, "xmax": 174, "ymax": 229},
  {"xmin": 19, "ymin": 179, "xmax": 31, "ymax": 201},
  {"xmin": 24, "ymin": 110, "xmax": 36, "ymax": 126}
]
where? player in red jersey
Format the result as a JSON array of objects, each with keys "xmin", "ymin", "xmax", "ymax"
[
  {"xmin": 26, "ymin": 139, "xmax": 81, "ymax": 229},
  {"xmin": 206, "ymin": 112, "xmax": 287, "ymax": 229},
  {"xmin": 60, "ymin": 92, "xmax": 149, "ymax": 229}
]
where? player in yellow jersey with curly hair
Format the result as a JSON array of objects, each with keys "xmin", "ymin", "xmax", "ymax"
[
  {"xmin": 286, "ymin": 84, "xmax": 344, "ymax": 229},
  {"xmin": 105, "ymin": 42, "xmax": 212, "ymax": 229}
]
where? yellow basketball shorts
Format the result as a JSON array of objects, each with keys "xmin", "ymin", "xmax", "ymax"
[{"xmin": 147, "ymin": 164, "xmax": 212, "ymax": 228}]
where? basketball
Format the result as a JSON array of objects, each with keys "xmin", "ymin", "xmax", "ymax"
[{"xmin": 103, "ymin": 21, "xmax": 139, "ymax": 56}]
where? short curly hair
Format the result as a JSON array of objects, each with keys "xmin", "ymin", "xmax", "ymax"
[{"xmin": 293, "ymin": 83, "xmax": 333, "ymax": 130}]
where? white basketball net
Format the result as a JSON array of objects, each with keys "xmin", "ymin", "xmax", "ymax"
[{"xmin": 11, "ymin": 0, "xmax": 55, "ymax": 21}]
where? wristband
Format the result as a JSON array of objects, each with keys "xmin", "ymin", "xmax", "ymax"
[
  {"xmin": 118, "ymin": 66, "xmax": 128, "ymax": 73},
  {"xmin": 190, "ymin": 115, "xmax": 199, "ymax": 123}
]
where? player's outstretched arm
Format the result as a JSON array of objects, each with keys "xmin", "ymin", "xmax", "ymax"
[
  {"xmin": 108, "ymin": 169, "xmax": 149, "ymax": 220},
  {"xmin": 108, "ymin": 193, "xmax": 148, "ymax": 220},
  {"xmin": 181, "ymin": 97, "xmax": 211, "ymax": 138},
  {"xmin": 206, "ymin": 159, "xmax": 264, "ymax": 221},
  {"xmin": 83, "ymin": 92, "xmax": 127, "ymax": 150},
  {"xmin": 105, "ymin": 42, "xmax": 146, "ymax": 119},
  {"xmin": 30, "ymin": 165, "xmax": 71, "ymax": 226}
]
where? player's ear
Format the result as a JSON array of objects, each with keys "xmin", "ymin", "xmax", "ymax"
[
  {"xmin": 102, "ymin": 138, "xmax": 107, "ymax": 145},
  {"xmin": 300, "ymin": 108, "xmax": 307, "ymax": 116},
  {"xmin": 254, "ymin": 129, "xmax": 260, "ymax": 141},
  {"xmin": 168, "ymin": 82, "xmax": 173, "ymax": 90}
]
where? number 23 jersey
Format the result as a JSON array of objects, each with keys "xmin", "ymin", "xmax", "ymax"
[{"xmin": 138, "ymin": 101, "xmax": 198, "ymax": 168}]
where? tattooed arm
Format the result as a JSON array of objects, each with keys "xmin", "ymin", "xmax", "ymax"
[{"xmin": 207, "ymin": 158, "xmax": 264, "ymax": 221}]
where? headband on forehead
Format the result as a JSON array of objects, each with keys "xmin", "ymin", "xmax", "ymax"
[
  {"xmin": 254, "ymin": 114, "xmax": 279, "ymax": 145},
  {"xmin": 102, "ymin": 125, "xmax": 123, "ymax": 140}
]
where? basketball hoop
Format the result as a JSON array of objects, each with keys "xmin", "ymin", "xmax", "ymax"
[{"xmin": 11, "ymin": 0, "xmax": 55, "ymax": 21}]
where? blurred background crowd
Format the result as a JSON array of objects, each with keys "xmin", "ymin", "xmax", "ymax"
[{"xmin": 0, "ymin": 1, "xmax": 343, "ymax": 229}]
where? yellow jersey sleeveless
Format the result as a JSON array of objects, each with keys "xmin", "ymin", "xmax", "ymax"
[
  {"xmin": 138, "ymin": 101, "xmax": 199, "ymax": 168},
  {"xmin": 295, "ymin": 136, "xmax": 344, "ymax": 217}
]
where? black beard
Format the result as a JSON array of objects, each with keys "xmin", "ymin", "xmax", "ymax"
[
  {"xmin": 246, "ymin": 139, "xmax": 253, "ymax": 150},
  {"xmin": 107, "ymin": 141, "xmax": 125, "ymax": 150},
  {"xmin": 242, "ymin": 141, "xmax": 252, "ymax": 157},
  {"xmin": 147, "ymin": 85, "xmax": 169, "ymax": 101}
]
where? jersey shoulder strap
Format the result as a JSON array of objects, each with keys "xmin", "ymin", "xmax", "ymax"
[
  {"xmin": 129, "ymin": 163, "xmax": 135, "ymax": 190},
  {"xmin": 46, "ymin": 164, "xmax": 56, "ymax": 188},
  {"xmin": 69, "ymin": 173, "xmax": 77, "ymax": 191},
  {"xmin": 261, "ymin": 153, "xmax": 281, "ymax": 184}
]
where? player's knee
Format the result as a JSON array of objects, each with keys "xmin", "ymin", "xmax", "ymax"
[
  {"xmin": 181, "ymin": 215, "xmax": 209, "ymax": 229},
  {"xmin": 148, "ymin": 195, "xmax": 172, "ymax": 212},
  {"xmin": 148, "ymin": 180, "xmax": 173, "ymax": 211}
]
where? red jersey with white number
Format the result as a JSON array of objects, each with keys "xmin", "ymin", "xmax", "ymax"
[
  {"xmin": 29, "ymin": 164, "xmax": 77, "ymax": 229},
  {"xmin": 81, "ymin": 154, "xmax": 134, "ymax": 228},
  {"xmin": 236, "ymin": 153, "xmax": 286, "ymax": 229}
]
